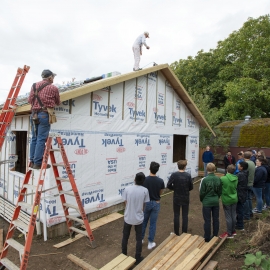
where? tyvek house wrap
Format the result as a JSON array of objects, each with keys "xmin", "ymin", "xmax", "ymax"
[{"xmin": 0, "ymin": 71, "xmax": 199, "ymax": 227}]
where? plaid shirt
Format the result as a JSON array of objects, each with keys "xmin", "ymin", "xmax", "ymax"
[{"xmin": 28, "ymin": 80, "xmax": 60, "ymax": 111}]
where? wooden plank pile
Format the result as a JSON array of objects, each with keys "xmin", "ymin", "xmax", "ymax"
[
  {"xmin": 67, "ymin": 253, "xmax": 136, "ymax": 270},
  {"xmin": 134, "ymin": 233, "xmax": 219, "ymax": 270}
]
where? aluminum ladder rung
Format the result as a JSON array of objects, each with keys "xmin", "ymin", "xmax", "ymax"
[
  {"xmin": 53, "ymin": 163, "xmax": 64, "ymax": 167},
  {"xmin": 63, "ymin": 203, "xmax": 79, "ymax": 211},
  {"xmin": 18, "ymin": 202, "xmax": 32, "ymax": 210},
  {"xmin": 23, "ymin": 184, "xmax": 37, "ymax": 191},
  {"xmin": 7, "ymin": 238, "xmax": 24, "ymax": 253},
  {"xmin": 0, "ymin": 257, "xmax": 20, "ymax": 270},
  {"xmin": 56, "ymin": 177, "xmax": 70, "ymax": 182},
  {"xmin": 69, "ymin": 226, "xmax": 88, "ymax": 236},
  {"xmin": 12, "ymin": 220, "xmax": 28, "ymax": 233},
  {"xmin": 66, "ymin": 215, "xmax": 85, "ymax": 224},
  {"xmin": 59, "ymin": 190, "xmax": 74, "ymax": 196}
]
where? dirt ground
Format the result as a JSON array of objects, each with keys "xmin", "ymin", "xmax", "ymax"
[{"xmin": 0, "ymin": 182, "xmax": 269, "ymax": 270}]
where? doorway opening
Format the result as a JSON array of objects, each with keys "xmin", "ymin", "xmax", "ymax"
[
  {"xmin": 14, "ymin": 131, "xmax": 27, "ymax": 173},
  {"xmin": 173, "ymin": 135, "xmax": 187, "ymax": 163}
]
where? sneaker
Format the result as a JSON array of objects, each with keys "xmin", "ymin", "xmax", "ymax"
[
  {"xmin": 232, "ymin": 231, "xmax": 237, "ymax": 236},
  {"xmin": 142, "ymin": 239, "xmax": 144, "ymax": 244},
  {"xmin": 235, "ymin": 228, "xmax": 245, "ymax": 231},
  {"xmin": 252, "ymin": 209, "xmax": 262, "ymax": 214},
  {"xmin": 33, "ymin": 164, "xmax": 51, "ymax": 170},
  {"xmin": 262, "ymin": 205, "xmax": 267, "ymax": 211},
  {"xmin": 135, "ymin": 256, "xmax": 144, "ymax": 265},
  {"xmin": 219, "ymin": 232, "xmax": 234, "ymax": 239},
  {"xmin": 148, "ymin": 242, "xmax": 156, "ymax": 250}
]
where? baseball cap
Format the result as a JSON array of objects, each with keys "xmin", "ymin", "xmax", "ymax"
[
  {"xmin": 252, "ymin": 150, "xmax": 257, "ymax": 155},
  {"xmin": 144, "ymin": 31, "xmax": 150, "ymax": 37},
  {"xmin": 41, "ymin": 69, "xmax": 57, "ymax": 78}
]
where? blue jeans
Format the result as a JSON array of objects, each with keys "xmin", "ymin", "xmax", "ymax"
[
  {"xmin": 243, "ymin": 187, "xmax": 253, "ymax": 219},
  {"xmin": 203, "ymin": 162, "xmax": 208, "ymax": 177},
  {"xmin": 253, "ymin": 187, "xmax": 263, "ymax": 212},
  {"xmin": 142, "ymin": 201, "xmax": 160, "ymax": 242},
  {"xmin": 236, "ymin": 201, "xmax": 244, "ymax": 229},
  {"xmin": 265, "ymin": 183, "xmax": 270, "ymax": 207},
  {"xmin": 30, "ymin": 112, "xmax": 50, "ymax": 165},
  {"xmin": 202, "ymin": 206, "xmax": 219, "ymax": 242}
]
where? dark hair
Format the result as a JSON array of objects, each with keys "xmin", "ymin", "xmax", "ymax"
[
  {"xmin": 239, "ymin": 161, "xmax": 248, "ymax": 170},
  {"xmin": 227, "ymin": 164, "xmax": 235, "ymax": 174},
  {"xmin": 244, "ymin": 151, "xmax": 251, "ymax": 159},
  {"xmin": 238, "ymin": 152, "xmax": 243, "ymax": 156},
  {"xmin": 177, "ymin": 160, "xmax": 187, "ymax": 170},
  {"xmin": 149, "ymin": 161, "xmax": 160, "ymax": 174},
  {"xmin": 257, "ymin": 156, "xmax": 264, "ymax": 164},
  {"xmin": 261, "ymin": 158, "xmax": 269, "ymax": 165},
  {"xmin": 227, "ymin": 150, "xmax": 231, "ymax": 154},
  {"xmin": 135, "ymin": 172, "xmax": 145, "ymax": 185}
]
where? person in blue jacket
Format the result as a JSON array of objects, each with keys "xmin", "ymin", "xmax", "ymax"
[
  {"xmin": 234, "ymin": 152, "xmax": 244, "ymax": 175},
  {"xmin": 202, "ymin": 145, "xmax": 214, "ymax": 176}
]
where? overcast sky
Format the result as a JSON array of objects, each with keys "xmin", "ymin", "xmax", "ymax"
[{"xmin": 0, "ymin": 0, "xmax": 269, "ymax": 104}]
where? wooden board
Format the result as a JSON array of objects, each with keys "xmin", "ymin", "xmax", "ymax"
[
  {"xmin": 153, "ymin": 235, "xmax": 199, "ymax": 270},
  {"xmin": 141, "ymin": 234, "xmax": 189, "ymax": 270},
  {"xmin": 203, "ymin": 260, "xmax": 218, "ymax": 270},
  {"xmin": 175, "ymin": 248, "xmax": 201, "ymax": 269},
  {"xmin": 183, "ymin": 237, "xmax": 219, "ymax": 270},
  {"xmin": 166, "ymin": 237, "xmax": 205, "ymax": 270},
  {"xmin": 113, "ymin": 256, "xmax": 136, "ymax": 270},
  {"xmin": 133, "ymin": 233, "xmax": 178, "ymax": 270},
  {"xmin": 100, "ymin": 254, "xmax": 127, "ymax": 270},
  {"xmin": 0, "ymin": 229, "xmax": 3, "ymax": 253},
  {"xmin": 67, "ymin": 254, "xmax": 97, "ymax": 270},
  {"xmin": 54, "ymin": 212, "xmax": 123, "ymax": 248}
]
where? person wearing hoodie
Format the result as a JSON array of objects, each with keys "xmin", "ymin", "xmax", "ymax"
[
  {"xmin": 261, "ymin": 158, "xmax": 270, "ymax": 210},
  {"xmin": 219, "ymin": 164, "xmax": 238, "ymax": 239},
  {"xmin": 235, "ymin": 161, "xmax": 249, "ymax": 230},
  {"xmin": 199, "ymin": 163, "xmax": 222, "ymax": 242},
  {"xmin": 253, "ymin": 157, "xmax": 267, "ymax": 214}
]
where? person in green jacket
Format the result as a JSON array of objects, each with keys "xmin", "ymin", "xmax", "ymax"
[
  {"xmin": 200, "ymin": 163, "xmax": 222, "ymax": 242},
  {"xmin": 219, "ymin": 164, "xmax": 238, "ymax": 239}
]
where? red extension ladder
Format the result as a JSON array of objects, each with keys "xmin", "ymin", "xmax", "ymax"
[{"xmin": 0, "ymin": 65, "xmax": 30, "ymax": 152}]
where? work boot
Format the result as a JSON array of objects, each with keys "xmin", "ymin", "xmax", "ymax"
[{"xmin": 33, "ymin": 164, "xmax": 51, "ymax": 170}]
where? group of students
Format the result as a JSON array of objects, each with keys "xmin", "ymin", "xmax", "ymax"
[
  {"xmin": 121, "ymin": 160, "xmax": 192, "ymax": 265},
  {"xmin": 120, "ymin": 150, "xmax": 270, "ymax": 265},
  {"xmin": 201, "ymin": 149, "xmax": 270, "ymax": 241}
]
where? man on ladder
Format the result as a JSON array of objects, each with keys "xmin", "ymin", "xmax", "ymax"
[{"xmin": 28, "ymin": 69, "xmax": 60, "ymax": 169}]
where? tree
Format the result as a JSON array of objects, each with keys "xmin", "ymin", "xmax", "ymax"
[{"xmin": 171, "ymin": 15, "xmax": 270, "ymax": 127}]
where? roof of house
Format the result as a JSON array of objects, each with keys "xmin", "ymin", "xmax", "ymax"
[{"xmin": 15, "ymin": 63, "xmax": 215, "ymax": 135}]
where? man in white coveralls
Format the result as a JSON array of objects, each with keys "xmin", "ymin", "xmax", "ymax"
[{"xmin": 132, "ymin": 31, "xmax": 150, "ymax": 71}]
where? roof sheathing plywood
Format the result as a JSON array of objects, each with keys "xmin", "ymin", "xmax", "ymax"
[{"xmin": 15, "ymin": 63, "xmax": 214, "ymax": 135}]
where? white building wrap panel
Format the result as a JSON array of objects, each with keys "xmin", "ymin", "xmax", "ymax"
[{"xmin": 1, "ymin": 72, "xmax": 201, "ymax": 227}]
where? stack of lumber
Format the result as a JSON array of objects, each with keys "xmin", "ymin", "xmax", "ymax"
[
  {"xmin": 134, "ymin": 233, "xmax": 219, "ymax": 270},
  {"xmin": 67, "ymin": 253, "xmax": 135, "ymax": 270}
]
